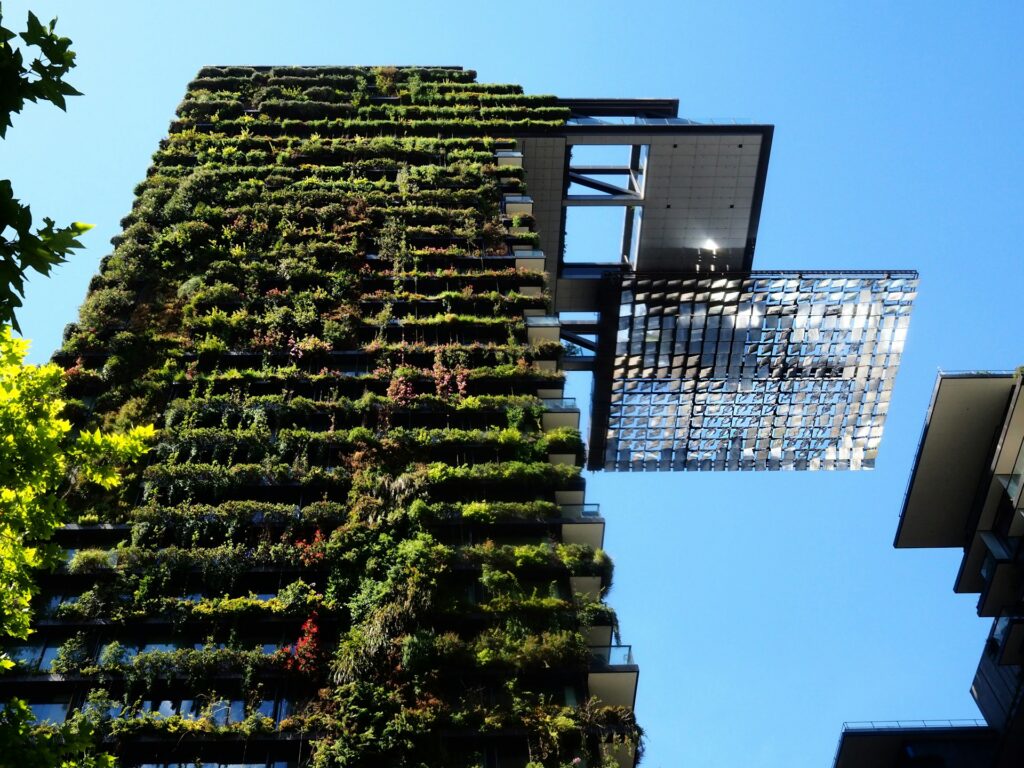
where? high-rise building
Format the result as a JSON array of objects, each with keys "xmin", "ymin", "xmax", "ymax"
[
  {"xmin": 832, "ymin": 370, "xmax": 1024, "ymax": 768},
  {"xmin": 2, "ymin": 66, "xmax": 914, "ymax": 767}
]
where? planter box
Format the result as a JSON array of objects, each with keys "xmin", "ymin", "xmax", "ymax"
[
  {"xmin": 514, "ymin": 248, "xmax": 545, "ymax": 273},
  {"xmin": 503, "ymin": 195, "xmax": 533, "ymax": 216},
  {"xmin": 495, "ymin": 150, "xmax": 524, "ymax": 168}
]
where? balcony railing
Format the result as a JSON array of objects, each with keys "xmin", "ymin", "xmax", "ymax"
[
  {"xmin": 495, "ymin": 149, "xmax": 523, "ymax": 167},
  {"xmin": 1003, "ymin": 430, "xmax": 1024, "ymax": 503},
  {"xmin": 973, "ymin": 641, "xmax": 1020, "ymax": 730},
  {"xmin": 566, "ymin": 115, "xmax": 754, "ymax": 127},
  {"xmin": 988, "ymin": 611, "xmax": 1024, "ymax": 665},
  {"xmin": 541, "ymin": 397, "xmax": 578, "ymax": 412},
  {"xmin": 560, "ymin": 503, "xmax": 601, "ymax": 519},
  {"xmin": 525, "ymin": 316, "xmax": 560, "ymax": 328},
  {"xmin": 841, "ymin": 719, "xmax": 987, "ymax": 731},
  {"xmin": 590, "ymin": 644, "xmax": 635, "ymax": 667}
]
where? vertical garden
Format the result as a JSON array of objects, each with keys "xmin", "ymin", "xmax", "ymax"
[{"xmin": 4, "ymin": 66, "xmax": 641, "ymax": 768}]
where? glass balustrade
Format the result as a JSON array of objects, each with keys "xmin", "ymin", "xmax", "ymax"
[
  {"xmin": 590, "ymin": 644, "xmax": 634, "ymax": 666},
  {"xmin": 560, "ymin": 504, "xmax": 601, "ymax": 519},
  {"xmin": 541, "ymin": 397, "xmax": 578, "ymax": 411}
]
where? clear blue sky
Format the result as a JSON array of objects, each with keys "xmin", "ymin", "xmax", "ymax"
[{"xmin": 2, "ymin": 2, "xmax": 1023, "ymax": 766}]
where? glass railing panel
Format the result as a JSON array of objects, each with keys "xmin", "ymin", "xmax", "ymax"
[
  {"xmin": 526, "ymin": 316, "xmax": 560, "ymax": 327},
  {"xmin": 1009, "ymin": 436, "xmax": 1024, "ymax": 505},
  {"xmin": 541, "ymin": 397, "xmax": 578, "ymax": 411},
  {"xmin": 994, "ymin": 615, "xmax": 1012, "ymax": 645},
  {"xmin": 590, "ymin": 644, "xmax": 634, "ymax": 666},
  {"xmin": 560, "ymin": 503, "xmax": 601, "ymax": 519},
  {"xmin": 1001, "ymin": 474, "xmax": 1021, "ymax": 500},
  {"xmin": 565, "ymin": 116, "xmax": 752, "ymax": 127},
  {"xmin": 981, "ymin": 552, "xmax": 997, "ymax": 582},
  {"xmin": 841, "ymin": 719, "xmax": 987, "ymax": 732}
]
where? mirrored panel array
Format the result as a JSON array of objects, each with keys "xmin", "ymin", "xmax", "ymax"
[{"xmin": 602, "ymin": 271, "xmax": 918, "ymax": 471}]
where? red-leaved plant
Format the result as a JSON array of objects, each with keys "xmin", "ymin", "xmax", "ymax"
[
  {"xmin": 284, "ymin": 611, "xmax": 322, "ymax": 673},
  {"xmin": 294, "ymin": 529, "xmax": 326, "ymax": 566}
]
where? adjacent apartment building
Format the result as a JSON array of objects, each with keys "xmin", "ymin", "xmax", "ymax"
[
  {"xmin": 833, "ymin": 370, "xmax": 1024, "ymax": 768},
  {"xmin": 2, "ymin": 65, "xmax": 915, "ymax": 767}
]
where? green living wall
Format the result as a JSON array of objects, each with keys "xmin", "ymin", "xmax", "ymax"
[{"xmin": 22, "ymin": 66, "xmax": 641, "ymax": 768}]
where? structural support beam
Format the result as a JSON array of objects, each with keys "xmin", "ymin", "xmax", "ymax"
[
  {"xmin": 567, "ymin": 171, "xmax": 638, "ymax": 198},
  {"xmin": 564, "ymin": 195, "xmax": 641, "ymax": 206},
  {"xmin": 561, "ymin": 330, "xmax": 598, "ymax": 352}
]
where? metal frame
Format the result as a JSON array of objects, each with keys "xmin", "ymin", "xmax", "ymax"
[{"xmin": 587, "ymin": 270, "xmax": 919, "ymax": 471}]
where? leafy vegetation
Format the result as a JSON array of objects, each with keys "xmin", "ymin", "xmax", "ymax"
[
  {"xmin": 0, "ymin": 8, "xmax": 90, "ymax": 331},
  {"xmin": 0, "ymin": 310, "xmax": 153, "ymax": 650},
  {"xmin": 10, "ymin": 65, "xmax": 641, "ymax": 768}
]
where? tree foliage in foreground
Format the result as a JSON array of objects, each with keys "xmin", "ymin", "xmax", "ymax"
[
  {"xmin": 0, "ymin": 8, "xmax": 137, "ymax": 766},
  {"xmin": 0, "ymin": 6, "xmax": 90, "ymax": 331},
  {"xmin": 0, "ymin": 698, "xmax": 115, "ymax": 768},
  {"xmin": 0, "ymin": 328, "xmax": 154, "ymax": 649}
]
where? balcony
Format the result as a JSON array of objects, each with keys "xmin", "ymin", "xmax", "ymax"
[
  {"xmin": 896, "ymin": 373, "xmax": 1016, "ymax": 549},
  {"xmin": 953, "ymin": 480, "xmax": 1024, "ymax": 609},
  {"xmin": 525, "ymin": 315, "xmax": 560, "ymax": 344},
  {"xmin": 993, "ymin": 463, "xmax": 1024, "ymax": 540},
  {"xmin": 511, "ymin": 247, "xmax": 545, "ymax": 273},
  {"xmin": 570, "ymin": 575, "xmax": 602, "ymax": 600},
  {"xmin": 560, "ymin": 503, "xmax": 605, "ymax": 550},
  {"xmin": 993, "ymin": 382, "xmax": 1024, "ymax": 503},
  {"xmin": 494, "ymin": 149, "xmax": 523, "ymax": 168},
  {"xmin": 831, "ymin": 721, "xmax": 995, "ymax": 768},
  {"xmin": 972, "ymin": 636, "xmax": 1024, "ymax": 730},
  {"xmin": 975, "ymin": 537, "xmax": 1022, "ymax": 617},
  {"xmin": 502, "ymin": 194, "xmax": 533, "ymax": 217},
  {"xmin": 52, "ymin": 523, "xmax": 130, "ymax": 547},
  {"xmin": 555, "ymin": 489, "xmax": 585, "ymax": 507},
  {"xmin": 989, "ymin": 612, "xmax": 1024, "ymax": 666},
  {"xmin": 599, "ymin": 740, "xmax": 638, "ymax": 768},
  {"xmin": 588, "ymin": 644, "xmax": 638, "ymax": 710},
  {"xmin": 541, "ymin": 398, "xmax": 580, "ymax": 432},
  {"xmin": 560, "ymin": 503, "xmax": 600, "ymax": 519}
]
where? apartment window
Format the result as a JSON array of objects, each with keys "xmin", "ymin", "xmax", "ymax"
[
  {"xmin": 141, "ymin": 641, "xmax": 177, "ymax": 653},
  {"xmin": 254, "ymin": 697, "xmax": 292, "ymax": 723},
  {"xmin": 133, "ymin": 696, "xmax": 291, "ymax": 724},
  {"xmin": 100, "ymin": 641, "xmax": 138, "ymax": 661},
  {"xmin": 28, "ymin": 699, "xmax": 69, "ymax": 724},
  {"xmin": 209, "ymin": 699, "xmax": 246, "ymax": 726},
  {"xmin": 156, "ymin": 700, "xmax": 176, "ymax": 717},
  {"xmin": 40, "ymin": 641, "xmax": 62, "ymax": 671},
  {"xmin": 276, "ymin": 698, "xmax": 293, "ymax": 722},
  {"xmin": 564, "ymin": 685, "xmax": 579, "ymax": 707},
  {"xmin": 8, "ymin": 639, "xmax": 66, "ymax": 671},
  {"xmin": 139, "ymin": 699, "xmax": 199, "ymax": 719},
  {"xmin": 9, "ymin": 644, "xmax": 44, "ymax": 670},
  {"xmin": 187, "ymin": 641, "xmax": 226, "ymax": 651},
  {"xmin": 43, "ymin": 593, "xmax": 78, "ymax": 616},
  {"xmin": 467, "ymin": 745, "xmax": 531, "ymax": 768}
]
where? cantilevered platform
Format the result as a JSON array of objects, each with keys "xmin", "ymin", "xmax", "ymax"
[
  {"xmin": 896, "ymin": 372, "xmax": 1019, "ymax": 548},
  {"xmin": 511, "ymin": 99, "xmax": 918, "ymax": 471},
  {"xmin": 517, "ymin": 99, "xmax": 773, "ymax": 305}
]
